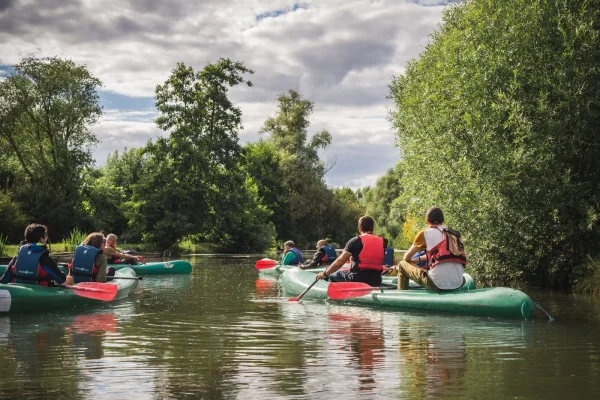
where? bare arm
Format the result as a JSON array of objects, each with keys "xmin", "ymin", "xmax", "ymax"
[
  {"xmin": 316, "ymin": 251, "xmax": 352, "ymax": 280},
  {"xmin": 403, "ymin": 245, "xmax": 421, "ymax": 263}
]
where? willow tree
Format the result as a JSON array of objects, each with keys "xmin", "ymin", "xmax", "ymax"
[{"xmin": 390, "ymin": 0, "xmax": 600, "ymax": 288}]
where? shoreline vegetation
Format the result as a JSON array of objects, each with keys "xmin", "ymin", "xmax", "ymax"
[{"xmin": 2, "ymin": 1, "xmax": 600, "ymax": 293}]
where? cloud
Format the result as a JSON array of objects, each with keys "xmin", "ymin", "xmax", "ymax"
[{"xmin": 0, "ymin": 0, "xmax": 446, "ymax": 188}]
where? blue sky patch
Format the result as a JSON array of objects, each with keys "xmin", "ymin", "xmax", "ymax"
[
  {"xmin": 98, "ymin": 91, "xmax": 155, "ymax": 111},
  {"xmin": 256, "ymin": 3, "xmax": 308, "ymax": 21}
]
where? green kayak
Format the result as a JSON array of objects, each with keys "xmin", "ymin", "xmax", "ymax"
[
  {"xmin": 0, "ymin": 267, "xmax": 138, "ymax": 314},
  {"xmin": 281, "ymin": 269, "xmax": 534, "ymax": 319},
  {"xmin": 109, "ymin": 260, "xmax": 192, "ymax": 275},
  {"xmin": 1, "ymin": 259, "xmax": 192, "ymax": 276}
]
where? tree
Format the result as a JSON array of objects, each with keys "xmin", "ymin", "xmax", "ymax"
[
  {"xmin": 260, "ymin": 90, "xmax": 334, "ymax": 246},
  {"xmin": 389, "ymin": 0, "xmax": 600, "ymax": 288},
  {"xmin": 127, "ymin": 59, "xmax": 257, "ymax": 251},
  {"xmin": 0, "ymin": 56, "xmax": 102, "ymax": 238}
]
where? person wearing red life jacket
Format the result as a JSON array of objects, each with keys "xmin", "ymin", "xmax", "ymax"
[
  {"xmin": 316, "ymin": 216, "xmax": 384, "ymax": 287},
  {"xmin": 395, "ymin": 207, "xmax": 466, "ymax": 291},
  {"xmin": 0, "ymin": 224, "xmax": 69, "ymax": 286},
  {"xmin": 104, "ymin": 234, "xmax": 144, "ymax": 264},
  {"xmin": 300, "ymin": 239, "xmax": 337, "ymax": 269}
]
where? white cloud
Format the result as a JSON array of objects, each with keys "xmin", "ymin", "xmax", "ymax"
[{"xmin": 0, "ymin": 0, "xmax": 445, "ymax": 188}]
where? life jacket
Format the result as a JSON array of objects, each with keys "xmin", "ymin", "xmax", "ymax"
[
  {"xmin": 288, "ymin": 247, "xmax": 304, "ymax": 265},
  {"xmin": 320, "ymin": 245, "xmax": 337, "ymax": 264},
  {"xmin": 383, "ymin": 247, "xmax": 395, "ymax": 267},
  {"xmin": 12, "ymin": 244, "xmax": 51, "ymax": 286},
  {"xmin": 424, "ymin": 226, "xmax": 467, "ymax": 270},
  {"xmin": 70, "ymin": 245, "xmax": 101, "ymax": 283},
  {"xmin": 356, "ymin": 234, "xmax": 384, "ymax": 272},
  {"xmin": 106, "ymin": 244, "xmax": 121, "ymax": 264}
]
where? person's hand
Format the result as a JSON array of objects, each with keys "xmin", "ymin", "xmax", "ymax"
[
  {"xmin": 65, "ymin": 275, "xmax": 75, "ymax": 286},
  {"xmin": 298, "ymin": 263, "xmax": 305, "ymax": 270},
  {"xmin": 136, "ymin": 256, "xmax": 146, "ymax": 264},
  {"xmin": 316, "ymin": 272, "xmax": 327, "ymax": 280}
]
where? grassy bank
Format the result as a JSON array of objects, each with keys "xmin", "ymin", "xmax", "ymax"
[{"xmin": 573, "ymin": 257, "xmax": 600, "ymax": 296}]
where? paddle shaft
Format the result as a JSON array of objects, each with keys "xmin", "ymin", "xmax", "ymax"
[
  {"xmin": 108, "ymin": 276, "xmax": 143, "ymax": 280},
  {"xmin": 290, "ymin": 278, "xmax": 319, "ymax": 302}
]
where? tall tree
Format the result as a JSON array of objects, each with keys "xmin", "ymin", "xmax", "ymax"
[
  {"xmin": 389, "ymin": 0, "xmax": 600, "ymax": 288},
  {"xmin": 0, "ymin": 57, "xmax": 102, "ymax": 237}
]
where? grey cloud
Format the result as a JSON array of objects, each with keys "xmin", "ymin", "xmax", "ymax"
[{"xmin": 0, "ymin": 0, "xmax": 14, "ymax": 12}]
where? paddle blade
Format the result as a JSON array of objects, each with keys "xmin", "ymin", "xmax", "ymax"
[
  {"xmin": 255, "ymin": 259, "xmax": 279, "ymax": 270},
  {"xmin": 65, "ymin": 282, "xmax": 118, "ymax": 301},
  {"xmin": 327, "ymin": 282, "xmax": 376, "ymax": 300}
]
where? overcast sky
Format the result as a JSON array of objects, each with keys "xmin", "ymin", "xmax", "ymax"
[{"xmin": 0, "ymin": 0, "xmax": 447, "ymax": 189}]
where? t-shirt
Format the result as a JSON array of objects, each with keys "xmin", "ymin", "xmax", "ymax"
[
  {"xmin": 344, "ymin": 235, "xmax": 385, "ymax": 273},
  {"xmin": 413, "ymin": 226, "xmax": 464, "ymax": 290}
]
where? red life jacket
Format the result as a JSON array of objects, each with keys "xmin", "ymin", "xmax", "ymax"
[
  {"xmin": 357, "ymin": 234, "xmax": 384, "ymax": 271},
  {"xmin": 425, "ymin": 227, "xmax": 467, "ymax": 270}
]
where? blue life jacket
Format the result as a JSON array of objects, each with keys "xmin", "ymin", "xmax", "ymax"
[
  {"xmin": 14, "ymin": 244, "xmax": 48, "ymax": 285},
  {"xmin": 321, "ymin": 245, "xmax": 337, "ymax": 263},
  {"xmin": 71, "ymin": 245, "xmax": 102, "ymax": 283},
  {"xmin": 383, "ymin": 247, "xmax": 395, "ymax": 267},
  {"xmin": 412, "ymin": 250, "xmax": 426, "ymax": 268},
  {"xmin": 288, "ymin": 247, "xmax": 304, "ymax": 265}
]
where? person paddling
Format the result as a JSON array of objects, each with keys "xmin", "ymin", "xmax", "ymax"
[
  {"xmin": 0, "ymin": 224, "xmax": 70, "ymax": 286},
  {"xmin": 68, "ymin": 233, "xmax": 115, "ymax": 283},
  {"xmin": 281, "ymin": 241, "xmax": 304, "ymax": 266},
  {"xmin": 299, "ymin": 239, "xmax": 337, "ymax": 269},
  {"xmin": 104, "ymin": 234, "xmax": 144, "ymax": 265},
  {"xmin": 394, "ymin": 207, "xmax": 466, "ymax": 291},
  {"xmin": 316, "ymin": 216, "xmax": 384, "ymax": 287}
]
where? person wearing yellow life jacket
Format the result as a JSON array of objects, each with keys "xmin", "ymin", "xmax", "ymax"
[
  {"xmin": 316, "ymin": 216, "xmax": 384, "ymax": 287},
  {"xmin": 300, "ymin": 239, "xmax": 337, "ymax": 269},
  {"xmin": 67, "ymin": 233, "xmax": 113, "ymax": 283},
  {"xmin": 394, "ymin": 207, "xmax": 466, "ymax": 291},
  {"xmin": 0, "ymin": 224, "xmax": 68, "ymax": 286}
]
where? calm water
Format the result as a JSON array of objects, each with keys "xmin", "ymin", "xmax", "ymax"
[{"xmin": 1, "ymin": 255, "xmax": 600, "ymax": 399}]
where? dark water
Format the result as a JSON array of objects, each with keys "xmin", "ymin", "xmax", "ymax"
[{"xmin": 1, "ymin": 256, "xmax": 600, "ymax": 399}]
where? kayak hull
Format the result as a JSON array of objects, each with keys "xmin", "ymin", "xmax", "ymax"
[
  {"xmin": 110, "ymin": 260, "xmax": 192, "ymax": 275},
  {"xmin": 281, "ymin": 269, "xmax": 533, "ymax": 319},
  {"xmin": 0, "ymin": 267, "xmax": 138, "ymax": 314}
]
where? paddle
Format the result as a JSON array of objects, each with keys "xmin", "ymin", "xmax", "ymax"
[
  {"xmin": 288, "ymin": 277, "xmax": 319, "ymax": 302},
  {"xmin": 107, "ymin": 276, "xmax": 143, "ymax": 280},
  {"xmin": 327, "ymin": 282, "xmax": 390, "ymax": 300},
  {"xmin": 61, "ymin": 282, "xmax": 118, "ymax": 301},
  {"xmin": 255, "ymin": 258, "xmax": 279, "ymax": 270}
]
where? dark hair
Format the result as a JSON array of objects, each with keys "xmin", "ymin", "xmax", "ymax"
[
  {"xmin": 284, "ymin": 240, "xmax": 295, "ymax": 248},
  {"xmin": 24, "ymin": 224, "xmax": 47, "ymax": 243},
  {"xmin": 83, "ymin": 232, "xmax": 105, "ymax": 250},
  {"xmin": 383, "ymin": 237, "xmax": 389, "ymax": 247},
  {"xmin": 426, "ymin": 207, "xmax": 445, "ymax": 225},
  {"xmin": 358, "ymin": 216, "xmax": 375, "ymax": 233}
]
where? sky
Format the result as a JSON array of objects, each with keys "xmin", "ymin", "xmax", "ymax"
[{"xmin": 0, "ymin": 0, "xmax": 448, "ymax": 189}]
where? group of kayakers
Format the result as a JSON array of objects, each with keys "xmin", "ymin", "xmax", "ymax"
[
  {"xmin": 0, "ymin": 224, "xmax": 144, "ymax": 287},
  {"xmin": 279, "ymin": 207, "xmax": 467, "ymax": 291}
]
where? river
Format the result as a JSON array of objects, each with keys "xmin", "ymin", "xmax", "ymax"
[{"xmin": 0, "ymin": 255, "xmax": 599, "ymax": 399}]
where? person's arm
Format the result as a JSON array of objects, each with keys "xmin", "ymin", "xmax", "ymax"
[
  {"xmin": 403, "ymin": 245, "xmax": 421, "ymax": 263},
  {"xmin": 0, "ymin": 257, "xmax": 16, "ymax": 284},
  {"xmin": 304, "ymin": 249, "xmax": 326, "ymax": 269},
  {"xmin": 281, "ymin": 252, "xmax": 295, "ymax": 266},
  {"xmin": 316, "ymin": 251, "xmax": 352, "ymax": 280},
  {"xmin": 402, "ymin": 231, "xmax": 427, "ymax": 264},
  {"xmin": 95, "ymin": 254, "xmax": 108, "ymax": 283},
  {"xmin": 41, "ymin": 254, "xmax": 67, "ymax": 284}
]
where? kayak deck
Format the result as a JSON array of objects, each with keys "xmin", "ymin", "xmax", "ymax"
[
  {"xmin": 281, "ymin": 269, "xmax": 533, "ymax": 319},
  {"xmin": 110, "ymin": 260, "xmax": 192, "ymax": 275}
]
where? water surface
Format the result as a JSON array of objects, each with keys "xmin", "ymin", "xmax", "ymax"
[{"xmin": 1, "ymin": 256, "xmax": 599, "ymax": 399}]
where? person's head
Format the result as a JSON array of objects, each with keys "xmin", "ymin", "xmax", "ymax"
[
  {"xmin": 284, "ymin": 240, "xmax": 295, "ymax": 251},
  {"xmin": 316, "ymin": 239, "xmax": 328, "ymax": 249},
  {"xmin": 24, "ymin": 224, "xmax": 48, "ymax": 244},
  {"xmin": 358, "ymin": 216, "xmax": 375, "ymax": 234},
  {"xmin": 84, "ymin": 232, "xmax": 106, "ymax": 250},
  {"xmin": 106, "ymin": 233, "xmax": 117, "ymax": 246},
  {"xmin": 383, "ymin": 237, "xmax": 389, "ymax": 248},
  {"xmin": 426, "ymin": 207, "xmax": 445, "ymax": 225}
]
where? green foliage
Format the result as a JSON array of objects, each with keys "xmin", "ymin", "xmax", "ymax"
[
  {"xmin": 64, "ymin": 228, "xmax": 86, "ymax": 252},
  {"xmin": 0, "ymin": 190, "xmax": 28, "ymax": 242},
  {"xmin": 0, "ymin": 56, "xmax": 102, "ymax": 238},
  {"xmin": 0, "ymin": 233, "xmax": 8, "ymax": 257},
  {"xmin": 389, "ymin": 0, "xmax": 600, "ymax": 288},
  {"xmin": 573, "ymin": 256, "xmax": 600, "ymax": 296}
]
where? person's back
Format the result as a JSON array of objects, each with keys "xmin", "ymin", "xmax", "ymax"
[
  {"xmin": 422, "ymin": 226, "xmax": 465, "ymax": 290},
  {"xmin": 302, "ymin": 240, "xmax": 336, "ymax": 269},
  {"xmin": 68, "ymin": 233, "xmax": 111, "ymax": 283}
]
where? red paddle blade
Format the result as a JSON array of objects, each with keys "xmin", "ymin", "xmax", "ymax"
[
  {"xmin": 65, "ymin": 283, "xmax": 118, "ymax": 301},
  {"xmin": 255, "ymin": 259, "xmax": 279, "ymax": 270},
  {"xmin": 287, "ymin": 297, "xmax": 300, "ymax": 302},
  {"xmin": 327, "ymin": 282, "xmax": 376, "ymax": 300}
]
